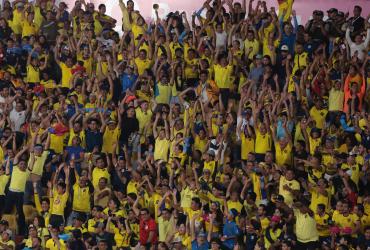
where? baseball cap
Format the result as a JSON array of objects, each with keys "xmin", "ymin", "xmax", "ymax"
[
  {"xmin": 281, "ymin": 45, "xmax": 289, "ymax": 51},
  {"xmin": 255, "ymin": 54, "xmax": 263, "ymax": 59},
  {"xmin": 198, "ymin": 231, "xmax": 206, "ymax": 238},
  {"xmin": 271, "ymin": 215, "xmax": 281, "ymax": 223}
]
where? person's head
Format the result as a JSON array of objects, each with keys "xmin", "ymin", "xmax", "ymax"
[
  {"xmin": 317, "ymin": 203, "xmax": 326, "ymax": 215},
  {"xmin": 18, "ymin": 159, "xmax": 28, "ymax": 171},
  {"xmin": 139, "ymin": 49, "xmax": 147, "ymax": 60},
  {"xmin": 57, "ymin": 182, "xmax": 66, "ymax": 194},
  {"xmin": 354, "ymin": 34, "xmax": 363, "ymax": 45},
  {"xmin": 191, "ymin": 197, "xmax": 201, "ymax": 211},
  {"xmin": 88, "ymin": 119, "xmax": 99, "ymax": 131},
  {"xmin": 199, "ymin": 70, "xmax": 208, "ymax": 83},
  {"xmin": 127, "ymin": 0, "xmax": 134, "ymax": 11},
  {"xmin": 295, "ymin": 43, "xmax": 304, "ymax": 54},
  {"xmin": 197, "ymin": 231, "xmax": 207, "ymax": 245},
  {"xmin": 281, "ymin": 240, "xmax": 292, "ymax": 250},
  {"xmin": 95, "ymin": 157, "xmax": 105, "ymax": 169},
  {"xmin": 1, "ymin": 229, "xmax": 12, "ymax": 241},
  {"xmin": 353, "ymin": 5, "xmax": 362, "ymax": 17},
  {"xmin": 98, "ymin": 4, "xmax": 106, "ymax": 14},
  {"xmin": 285, "ymin": 168, "xmax": 295, "ymax": 181},
  {"xmin": 353, "ymin": 204, "xmax": 364, "ymax": 216},
  {"xmin": 210, "ymin": 238, "xmax": 221, "ymax": 250},
  {"xmin": 342, "ymin": 202, "xmax": 350, "ymax": 214},
  {"xmin": 97, "ymin": 239, "xmax": 108, "ymax": 250},
  {"xmin": 140, "ymin": 208, "xmax": 150, "ymax": 221},
  {"xmin": 258, "ymin": 204, "xmax": 267, "ymax": 217},
  {"xmin": 40, "ymin": 198, "xmax": 50, "ymax": 213}
]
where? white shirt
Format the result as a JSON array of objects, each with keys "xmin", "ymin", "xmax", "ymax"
[
  {"xmin": 215, "ymin": 31, "xmax": 228, "ymax": 49},
  {"xmin": 10, "ymin": 109, "xmax": 26, "ymax": 131},
  {"xmin": 346, "ymin": 28, "xmax": 370, "ymax": 61}
]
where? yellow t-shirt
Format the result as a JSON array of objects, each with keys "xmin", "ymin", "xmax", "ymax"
[
  {"xmin": 310, "ymin": 107, "xmax": 328, "ymax": 129},
  {"xmin": 26, "ymin": 64, "xmax": 40, "ymax": 83},
  {"xmin": 279, "ymin": 176, "xmax": 300, "ymax": 206},
  {"xmin": 0, "ymin": 174, "xmax": 10, "ymax": 195},
  {"xmin": 113, "ymin": 227, "xmax": 131, "ymax": 248},
  {"xmin": 72, "ymin": 183, "xmax": 91, "ymax": 213},
  {"xmin": 134, "ymin": 58, "xmax": 152, "ymax": 75},
  {"xmin": 255, "ymin": 130, "xmax": 272, "ymax": 154},
  {"xmin": 51, "ymin": 189, "xmax": 69, "ymax": 216},
  {"xmin": 241, "ymin": 133, "xmax": 255, "ymax": 160},
  {"xmin": 9, "ymin": 166, "xmax": 30, "ymax": 192},
  {"xmin": 333, "ymin": 213, "xmax": 359, "ymax": 232},
  {"xmin": 102, "ymin": 127, "xmax": 120, "ymax": 154},
  {"xmin": 60, "ymin": 62, "xmax": 72, "ymax": 88},
  {"xmin": 214, "ymin": 64, "xmax": 233, "ymax": 89},
  {"xmin": 155, "ymin": 83, "xmax": 172, "ymax": 104},
  {"xmin": 45, "ymin": 238, "xmax": 67, "ymax": 250},
  {"xmin": 49, "ymin": 134, "xmax": 66, "ymax": 154},
  {"xmin": 92, "ymin": 167, "xmax": 110, "ymax": 189},
  {"xmin": 275, "ymin": 143, "xmax": 292, "ymax": 167},
  {"xmin": 154, "ymin": 138, "xmax": 170, "ymax": 161},
  {"xmin": 314, "ymin": 213, "xmax": 330, "ymax": 237},
  {"xmin": 22, "ymin": 20, "xmax": 37, "ymax": 38},
  {"xmin": 135, "ymin": 108, "xmax": 152, "ymax": 134},
  {"xmin": 294, "ymin": 209, "xmax": 319, "ymax": 243},
  {"xmin": 328, "ymin": 89, "xmax": 344, "ymax": 112},
  {"xmin": 244, "ymin": 39, "xmax": 260, "ymax": 60},
  {"xmin": 30, "ymin": 151, "xmax": 49, "ymax": 176}
]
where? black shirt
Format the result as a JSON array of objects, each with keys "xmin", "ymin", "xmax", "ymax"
[{"xmin": 119, "ymin": 113, "xmax": 139, "ymax": 145}]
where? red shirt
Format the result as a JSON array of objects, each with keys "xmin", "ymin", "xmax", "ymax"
[{"xmin": 139, "ymin": 218, "xmax": 157, "ymax": 245}]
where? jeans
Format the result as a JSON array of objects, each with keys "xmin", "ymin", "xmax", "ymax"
[{"xmin": 4, "ymin": 190, "xmax": 26, "ymax": 235}]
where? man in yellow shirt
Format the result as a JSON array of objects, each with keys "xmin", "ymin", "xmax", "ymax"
[
  {"xmin": 3, "ymin": 146, "xmax": 34, "ymax": 235},
  {"xmin": 213, "ymin": 49, "xmax": 233, "ymax": 108},
  {"xmin": 278, "ymin": 169, "xmax": 300, "ymax": 206},
  {"xmin": 153, "ymin": 113, "xmax": 170, "ymax": 162},
  {"xmin": 49, "ymin": 164, "xmax": 70, "ymax": 228}
]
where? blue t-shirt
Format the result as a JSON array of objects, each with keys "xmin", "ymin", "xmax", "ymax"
[
  {"xmin": 191, "ymin": 240, "xmax": 210, "ymax": 250},
  {"xmin": 223, "ymin": 219, "xmax": 240, "ymax": 249}
]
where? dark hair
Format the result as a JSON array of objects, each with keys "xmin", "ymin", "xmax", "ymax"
[{"xmin": 317, "ymin": 203, "xmax": 326, "ymax": 211}]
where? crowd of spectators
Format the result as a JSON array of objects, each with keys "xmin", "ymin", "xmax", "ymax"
[{"xmin": 0, "ymin": 0, "xmax": 369, "ymax": 249}]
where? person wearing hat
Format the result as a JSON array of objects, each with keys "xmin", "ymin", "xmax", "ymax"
[
  {"xmin": 264, "ymin": 215, "xmax": 283, "ymax": 249},
  {"xmin": 221, "ymin": 208, "xmax": 240, "ymax": 249},
  {"xmin": 0, "ymin": 229, "xmax": 15, "ymax": 249},
  {"xmin": 190, "ymin": 213, "xmax": 211, "ymax": 250}
]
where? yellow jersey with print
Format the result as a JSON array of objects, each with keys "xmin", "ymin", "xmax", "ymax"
[
  {"xmin": 180, "ymin": 186, "xmax": 197, "ymax": 211},
  {"xmin": 294, "ymin": 209, "xmax": 319, "ymax": 242},
  {"xmin": 341, "ymin": 163, "xmax": 360, "ymax": 187},
  {"xmin": 275, "ymin": 143, "xmax": 292, "ymax": 167},
  {"xmin": 60, "ymin": 62, "xmax": 72, "ymax": 88},
  {"xmin": 22, "ymin": 20, "xmax": 38, "ymax": 38},
  {"xmin": 184, "ymin": 58, "xmax": 199, "ymax": 79},
  {"xmin": 45, "ymin": 238, "xmax": 67, "ymax": 250},
  {"xmin": 255, "ymin": 129, "xmax": 271, "ymax": 154},
  {"xmin": 51, "ymin": 189, "xmax": 68, "ymax": 216},
  {"xmin": 68, "ymin": 129, "xmax": 86, "ymax": 147},
  {"xmin": 113, "ymin": 227, "xmax": 131, "ymax": 248},
  {"xmin": 293, "ymin": 52, "xmax": 308, "ymax": 74},
  {"xmin": 26, "ymin": 65, "xmax": 40, "ymax": 83},
  {"xmin": 155, "ymin": 82, "xmax": 172, "ymax": 104},
  {"xmin": 72, "ymin": 182, "xmax": 91, "ymax": 213},
  {"xmin": 310, "ymin": 106, "xmax": 328, "ymax": 129},
  {"xmin": 244, "ymin": 39, "xmax": 260, "ymax": 60},
  {"xmin": 278, "ymin": 176, "xmax": 300, "ymax": 206},
  {"xmin": 92, "ymin": 167, "xmax": 111, "ymax": 189},
  {"xmin": 204, "ymin": 160, "xmax": 216, "ymax": 176},
  {"xmin": 309, "ymin": 188, "xmax": 330, "ymax": 212},
  {"xmin": 333, "ymin": 213, "xmax": 359, "ymax": 233},
  {"xmin": 314, "ymin": 213, "xmax": 330, "ymax": 237},
  {"xmin": 328, "ymin": 89, "xmax": 344, "ymax": 112},
  {"xmin": 134, "ymin": 58, "xmax": 153, "ymax": 75}
]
